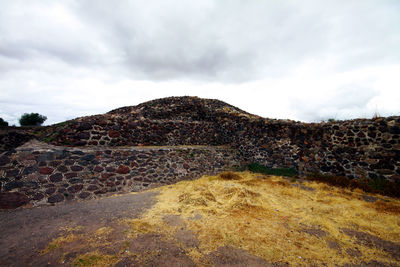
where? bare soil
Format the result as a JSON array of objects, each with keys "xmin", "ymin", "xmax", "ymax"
[
  {"xmin": 1, "ymin": 180, "xmax": 399, "ymax": 267},
  {"xmin": 0, "ymin": 191, "xmax": 157, "ymax": 266}
]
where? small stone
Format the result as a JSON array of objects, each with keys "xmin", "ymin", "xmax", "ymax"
[
  {"xmin": 65, "ymin": 172, "xmax": 78, "ymax": 179},
  {"xmin": 39, "ymin": 167, "xmax": 54, "ymax": 175},
  {"xmin": 57, "ymin": 165, "xmax": 69, "ymax": 173},
  {"xmin": 58, "ymin": 188, "xmax": 66, "ymax": 193},
  {"xmin": 48, "ymin": 194, "xmax": 64, "ymax": 203},
  {"xmin": 70, "ymin": 178, "xmax": 83, "ymax": 184},
  {"xmin": 25, "ymin": 181, "xmax": 39, "ymax": 189},
  {"xmin": 72, "ymin": 150, "xmax": 85, "ymax": 155},
  {"xmin": 77, "ymin": 132, "xmax": 90, "ymax": 140},
  {"xmin": 64, "ymin": 159, "xmax": 75, "ymax": 165},
  {"xmin": 77, "ymin": 122, "xmax": 92, "ymax": 131},
  {"xmin": 45, "ymin": 187, "xmax": 56, "ymax": 195},
  {"xmin": 6, "ymin": 169, "xmax": 20, "ymax": 177},
  {"xmin": 37, "ymin": 152, "xmax": 54, "ymax": 162},
  {"xmin": 49, "ymin": 173, "xmax": 63, "ymax": 182},
  {"xmin": 94, "ymin": 166, "xmax": 104, "ymax": 172},
  {"xmin": 78, "ymin": 192, "xmax": 91, "ymax": 199},
  {"xmin": 106, "ymin": 167, "xmax": 116, "ymax": 172},
  {"xmin": 22, "ymin": 166, "xmax": 38, "ymax": 175},
  {"xmin": 4, "ymin": 181, "xmax": 24, "ymax": 191},
  {"xmin": 68, "ymin": 184, "xmax": 83, "ymax": 193},
  {"xmin": 0, "ymin": 192, "xmax": 30, "ymax": 209},
  {"xmin": 70, "ymin": 165, "xmax": 83, "ymax": 171},
  {"xmin": 108, "ymin": 130, "xmax": 120, "ymax": 138},
  {"xmin": 87, "ymin": 185, "xmax": 99, "ymax": 191},
  {"xmin": 116, "ymin": 165, "xmax": 130, "ymax": 174},
  {"xmin": 101, "ymin": 173, "xmax": 114, "ymax": 180},
  {"xmin": 81, "ymin": 154, "xmax": 96, "ymax": 161},
  {"xmin": 32, "ymin": 193, "xmax": 45, "ymax": 201}
]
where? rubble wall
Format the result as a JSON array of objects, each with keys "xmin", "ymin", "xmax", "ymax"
[{"xmin": 0, "ymin": 143, "xmax": 239, "ymax": 209}]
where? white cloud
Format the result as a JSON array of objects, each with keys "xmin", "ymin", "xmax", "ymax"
[{"xmin": 0, "ymin": 0, "xmax": 399, "ymax": 125}]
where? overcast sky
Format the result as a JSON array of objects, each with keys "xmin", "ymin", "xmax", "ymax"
[{"xmin": 1, "ymin": 0, "xmax": 399, "ymax": 125}]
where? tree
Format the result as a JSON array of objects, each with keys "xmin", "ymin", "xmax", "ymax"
[
  {"xmin": 19, "ymin": 113, "xmax": 47, "ymax": 126},
  {"xmin": 0, "ymin": 118, "xmax": 8, "ymax": 127}
]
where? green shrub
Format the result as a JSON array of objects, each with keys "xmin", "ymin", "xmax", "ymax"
[
  {"xmin": 0, "ymin": 118, "xmax": 8, "ymax": 127},
  {"xmin": 19, "ymin": 113, "xmax": 47, "ymax": 126}
]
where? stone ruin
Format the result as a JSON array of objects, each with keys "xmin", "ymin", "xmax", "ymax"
[{"xmin": 0, "ymin": 96, "xmax": 399, "ymax": 208}]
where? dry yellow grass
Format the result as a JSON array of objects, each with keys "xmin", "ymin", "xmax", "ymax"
[
  {"xmin": 40, "ymin": 233, "xmax": 79, "ymax": 254},
  {"xmin": 124, "ymin": 171, "xmax": 400, "ymax": 266},
  {"xmin": 72, "ymin": 252, "xmax": 117, "ymax": 267}
]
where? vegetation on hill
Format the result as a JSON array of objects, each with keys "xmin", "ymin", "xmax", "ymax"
[
  {"xmin": 19, "ymin": 113, "xmax": 47, "ymax": 126},
  {"xmin": 0, "ymin": 118, "xmax": 8, "ymax": 127}
]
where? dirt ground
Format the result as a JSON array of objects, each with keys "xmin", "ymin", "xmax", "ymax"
[
  {"xmin": 0, "ymin": 191, "xmax": 158, "ymax": 266},
  {"xmin": 0, "ymin": 191, "xmax": 278, "ymax": 267},
  {"xmin": 1, "ymin": 178, "xmax": 399, "ymax": 267}
]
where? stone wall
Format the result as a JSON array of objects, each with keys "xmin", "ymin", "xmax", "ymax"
[
  {"xmin": 233, "ymin": 117, "xmax": 400, "ymax": 183},
  {"xmin": 0, "ymin": 97, "xmax": 399, "ymax": 209},
  {"xmin": 0, "ymin": 128, "xmax": 35, "ymax": 153},
  {"xmin": 0, "ymin": 141, "xmax": 239, "ymax": 209},
  {"xmin": 35, "ymin": 97, "xmax": 398, "ymax": 183}
]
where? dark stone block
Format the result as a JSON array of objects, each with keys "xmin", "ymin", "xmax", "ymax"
[
  {"xmin": 78, "ymin": 160, "xmax": 90, "ymax": 166},
  {"xmin": 106, "ymin": 167, "xmax": 116, "ymax": 172},
  {"xmin": 38, "ymin": 161, "xmax": 47, "ymax": 167},
  {"xmin": 79, "ymin": 192, "xmax": 91, "ymax": 199},
  {"xmin": 389, "ymin": 126, "xmax": 400, "ymax": 134},
  {"xmin": 81, "ymin": 154, "xmax": 96, "ymax": 161},
  {"xmin": 116, "ymin": 165, "xmax": 130, "ymax": 174},
  {"xmin": 87, "ymin": 185, "xmax": 99, "ymax": 191},
  {"xmin": 108, "ymin": 130, "xmax": 120, "ymax": 138},
  {"xmin": 94, "ymin": 166, "xmax": 104, "ymax": 172},
  {"xmin": 45, "ymin": 187, "xmax": 56, "ymax": 195},
  {"xmin": 70, "ymin": 165, "xmax": 83, "ymax": 171},
  {"xmin": 70, "ymin": 178, "xmax": 83, "ymax": 184},
  {"xmin": 94, "ymin": 189, "xmax": 107, "ymax": 195},
  {"xmin": 49, "ymin": 160, "xmax": 61, "ymax": 167},
  {"xmin": 37, "ymin": 152, "xmax": 54, "ymax": 162},
  {"xmin": 57, "ymin": 165, "xmax": 69, "ymax": 173},
  {"xmin": 65, "ymin": 173, "xmax": 78, "ymax": 179},
  {"xmin": 72, "ymin": 150, "xmax": 85, "ymax": 155},
  {"xmin": 49, "ymin": 173, "xmax": 63, "ymax": 182},
  {"xmin": 0, "ymin": 192, "xmax": 29, "ymax": 209},
  {"xmin": 64, "ymin": 159, "xmax": 75, "ymax": 165},
  {"xmin": 55, "ymin": 150, "xmax": 69, "ymax": 160},
  {"xmin": 4, "ymin": 181, "xmax": 24, "ymax": 191},
  {"xmin": 0, "ymin": 156, "xmax": 11, "ymax": 166},
  {"xmin": 77, "ymin": 122, "xmax": 92, "ymax": 131},
  {"xmin": 48, "ymin": 194, "xmax": 64, "ymax": 203},
  {"xmin": 68, "ymin": 184, "xmax": 83, "ymax": 193},
  {"xmin": 39, "ymin": 167, "xmax": 54, "ymax": 175},
  {"xmin": 78, "ymin": 132, "xmax": 90, "ymax": 140},
  {"xmin": 58, "ymin": 188, "xmax": 66, "ymax": 193},
  {"xmin": 32, "ymin": 193, "xmax": 44, "ymax": 201},
  {"xmin": 6, "ymin": 169, "xmax": 20, "ymax": 177},
  {"xmin": 25, "ymin": 181, "xmax": 39, "ymax": 189}
]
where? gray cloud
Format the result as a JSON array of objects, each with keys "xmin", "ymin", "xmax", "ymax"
[{"xmin": 0, "ymin": 0, "xmax": 399, "ymax": 124}]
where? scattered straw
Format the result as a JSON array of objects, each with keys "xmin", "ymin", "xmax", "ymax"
[{"xmin": 129, "ymin": 171, "xmax": 400, "ymax": 266}]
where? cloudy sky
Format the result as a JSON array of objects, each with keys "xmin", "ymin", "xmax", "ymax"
[{"xmin": 1, "ymin": 0, "xmax": 399, "ymax": 125}]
